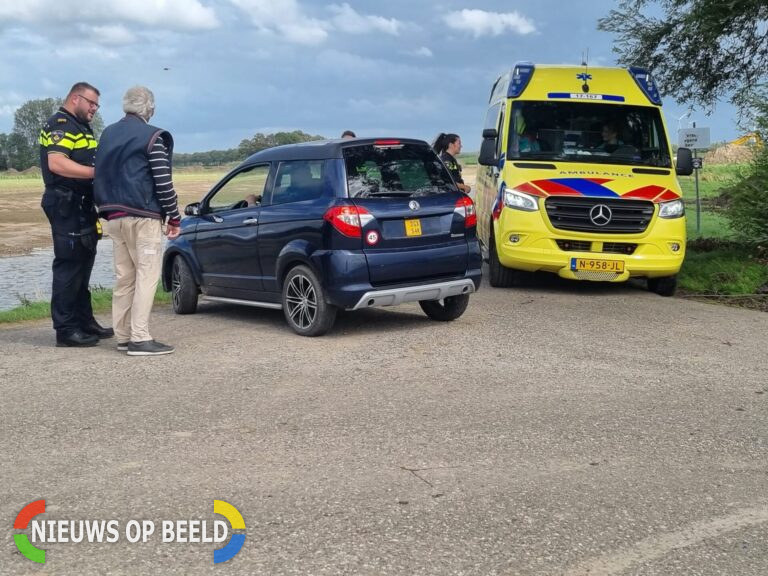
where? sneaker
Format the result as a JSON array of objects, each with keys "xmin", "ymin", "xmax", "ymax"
[
  {"xmin": 127, "ymin": 340, "xmax": 175, "ymax": 356},
  {"xmin": 116, "ymin": 342, "xmax": 129, "ymax": 352}
]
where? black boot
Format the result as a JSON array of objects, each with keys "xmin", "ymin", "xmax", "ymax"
[
  {"xmin": 82, "ymin": 320, "xmax": 115, "ymax": 339},
  {"xmin": 56, "ymin": 330, "xmax": 99, "ymax": 347}
]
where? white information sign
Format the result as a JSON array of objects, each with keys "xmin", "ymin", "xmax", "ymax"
[{"xmin": 678, "ymin": 127, "xmax": 710, "ymax": 149}]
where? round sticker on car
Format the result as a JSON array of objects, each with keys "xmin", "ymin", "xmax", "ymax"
[{"xmin": 365, "ymin": 230, "xmax": 379, "ymax": 245}]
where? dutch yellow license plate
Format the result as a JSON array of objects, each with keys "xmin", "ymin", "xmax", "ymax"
[
  {"xmin": 404, "ymin": 219, "xmax": 422, "ymax": 237},
  {"xmin": 571, "ymin": 258, "xmax": 625, "ymax": 273}
]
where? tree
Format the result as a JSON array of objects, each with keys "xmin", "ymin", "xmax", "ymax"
[
  {"xmin": 237, "ymin": 130, "xmax": 324, "ymax": 158},
  {"xmin": 13, "ymin": 98, "xmax": 59, "ymax": 153},
  {"xmin": 720, "ymin": 88, "xmax": 768, "ymax": 243},
  {"xmin": 0, "ymin": 132, "xmax": 35, "ymax": 171},
  {"xmin": 597, "ymin": 0, "xmax": 768, "ymax": 110},
  {"xmin": 9, "ymin": 97, "xmax": 104, "ymax": 171}
]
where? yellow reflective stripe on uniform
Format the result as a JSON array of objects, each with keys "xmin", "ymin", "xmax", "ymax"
[{"xmin": 56, "ymin": 138, "xmax": 76, "ymax": 150}]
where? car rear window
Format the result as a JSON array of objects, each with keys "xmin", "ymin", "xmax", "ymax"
[{"xmin": 342, "ymin": 142, "xmax": 458, "ymax": 198}]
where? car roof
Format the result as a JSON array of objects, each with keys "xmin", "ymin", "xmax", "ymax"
[{"xmin": 241, "ymin": 137, "xmax": 431, "ymax": 165}]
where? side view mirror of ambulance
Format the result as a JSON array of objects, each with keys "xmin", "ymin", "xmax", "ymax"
[
  {"xmin": 477, "ymin": 128, "xmax": 499, "ymax": 167},
  {"xmin": 675, "ymin": 147, "xmax": 693, "ymax": 176}
]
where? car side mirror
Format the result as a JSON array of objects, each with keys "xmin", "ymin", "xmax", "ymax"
[
  {"xmin": 675, "ymin": 147, "xmax": 693, "ymax": 176},
  {"xmin": 184, "ymin": 202, "xmax": 200, "ymax": 216},
  {"xmin": 478, "ymin": 137, "xmax": 498, "ymax": 166}
]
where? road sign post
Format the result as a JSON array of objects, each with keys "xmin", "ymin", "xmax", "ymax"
[{"xmin": 678, "ymin": 125, "xmax": 710, "ymax": 233}]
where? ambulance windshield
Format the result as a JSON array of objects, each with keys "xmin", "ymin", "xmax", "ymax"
[{"xmin": 509, "ymin": 101, "xmax": 673, "ymax": 168}]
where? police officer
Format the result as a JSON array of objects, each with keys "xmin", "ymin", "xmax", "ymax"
[
  {"xmin": 40, "ymin": 82, "xmax": 114, "ymax": 347},
  {"xmin": 433, "ymin": 133, "xmax": 471, "ymax": 194}
]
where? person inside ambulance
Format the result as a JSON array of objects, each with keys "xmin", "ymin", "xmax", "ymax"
[
  {"xmin": 513, "ymin": 110, "xmax": 540, "ymax": 153},
  {"xmin": 593, "ymin": 121, "xmax": 623, "ymax": 152}
]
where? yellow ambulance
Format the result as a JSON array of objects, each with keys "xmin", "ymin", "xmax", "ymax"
[{"xmin": 475, "ymin": 63, "xmax": 694, "ymax": 295}]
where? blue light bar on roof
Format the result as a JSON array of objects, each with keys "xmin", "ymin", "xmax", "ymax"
[
  {"xmin": 628, "ymin": 66, "xmax": 662, "ymax": 105},
  {"xmin": 507, "ymin": 62, "xmax": 535, "ymax": 98}
]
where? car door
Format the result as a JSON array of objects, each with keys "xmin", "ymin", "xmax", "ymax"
[
  {"xmin": 256, "ymin": 160, "xmax": 329, "ymax": 294},
  {"xmin": 191, "ymin": 163, "xmax": 271, "ymax": 297}
]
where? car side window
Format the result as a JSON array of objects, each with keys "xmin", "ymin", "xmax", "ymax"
[
  {"xmin": 271, "ymin": 160, "xmax": 325, "ymax": 205},
  {"xmin": 207, "ymin": 164, "xmax": 270, "ymax": 212}
]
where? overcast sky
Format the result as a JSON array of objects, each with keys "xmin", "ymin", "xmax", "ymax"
[{"xmin": 0, "ymin": 0, "xmax": 740, "ymax": 152}]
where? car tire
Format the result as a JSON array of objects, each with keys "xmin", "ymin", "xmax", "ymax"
[
  {"xmin": 488, "ymin": 225, "xmax": 518, "ymax": 288},
  {"xmin": 419, "ymin": 294, "xmax": 470, "ymax": 321},
  {"xmin": 648, "ymin": 275, "xmax": 678, "ymax": 297},
  {"xmin": 171, "ymin": 256, "xmax": 198, "ymax": 314},
  {"xmin": 282, "ymin": 265, "xmax": 337, "ymax": 336}
]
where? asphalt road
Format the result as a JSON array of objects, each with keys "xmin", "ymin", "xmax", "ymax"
[{"xmin": 2, "ymin": 274, "xmax": 767, "ymax": 575}]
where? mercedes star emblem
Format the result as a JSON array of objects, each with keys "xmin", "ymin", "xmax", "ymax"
[
  {"xmin": 408, "ymin": 200, "xmax": 420, "ymax": 211},
  {"xmin": 589, "ymin": 204, "xmax": 612, "ymax": 226}
]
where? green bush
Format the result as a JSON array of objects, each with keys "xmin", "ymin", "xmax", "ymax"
[{"xmin": 720, "ymin": 149, "xmax": 768, "ymax": 243}]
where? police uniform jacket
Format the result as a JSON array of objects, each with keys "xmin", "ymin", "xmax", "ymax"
[
  {"xmin": 439, "ymin": 151, "xmax": 464, "ymax": 186},
  {"xmin": 39, "ymin": 107, "xmax": 99, "ymax": 259}
]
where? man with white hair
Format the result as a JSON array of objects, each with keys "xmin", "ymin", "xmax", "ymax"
[{"xmin": 94, "ymin": 86, "xmax": 180, "ymax": 356}]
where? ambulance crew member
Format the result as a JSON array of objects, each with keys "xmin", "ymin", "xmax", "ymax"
[
  {"xmin": 39, "ymin": 82, "xmax": 113, "ymax": 347},
  {"xmin": 433, "ymin": 133, "xmax": 471, "ymax": 194}
]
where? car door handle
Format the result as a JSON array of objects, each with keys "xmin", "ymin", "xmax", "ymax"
[
  {"xmin": 212, "ymin": 215, "xmax": 223, "ymax": 223},
  {"xmin": 242, "ymin": 217, "xmax": 258, "ymax": 225}
]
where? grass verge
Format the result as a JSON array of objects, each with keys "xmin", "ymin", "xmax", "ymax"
[
  {"xmin": 0, "ymin": 286, "xmax": 171, "ymax": 324},
  {"xmin": 679, "ymin": 241, "xmax": 768, "ymax": 294}
]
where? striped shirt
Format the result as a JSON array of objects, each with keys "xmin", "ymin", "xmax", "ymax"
[{"xmin": 149, "ymin": 136, "xmax": 180, "ymax": 225}]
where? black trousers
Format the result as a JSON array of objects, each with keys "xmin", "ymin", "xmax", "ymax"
[
  {"xmin": 50, "ymin": 253, "xmax": 96, "ymax": 334},
  {"xmin": 41, "ymin": 190, "xmax": 98, "ymax": 335}
]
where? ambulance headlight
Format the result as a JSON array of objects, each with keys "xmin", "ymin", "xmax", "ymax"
[
  {"xmin": 659, "ymin": 199, "xmax": 685, "ymax": 218},
  {"xmin": 503, "ymin": 188, "xmax": 539, "ymax": 212}
]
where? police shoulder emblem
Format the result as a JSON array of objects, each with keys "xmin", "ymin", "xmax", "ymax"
[{"xmin": 51, "ymin": 130, "xmax": 64, "ymax": 143}]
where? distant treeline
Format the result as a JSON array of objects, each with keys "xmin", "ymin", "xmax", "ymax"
[
  {"xmin": 0, "ymin": 95, "xmax": 327, "ymax": 171},
  {"xmin": 173, "ymin": 130, "xmax": 325, "ymax": 167}
]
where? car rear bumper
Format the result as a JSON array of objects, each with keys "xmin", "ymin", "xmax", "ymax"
[{"xmin": 351, "ymin": 278, "xmax": 476, "ymax": 310}]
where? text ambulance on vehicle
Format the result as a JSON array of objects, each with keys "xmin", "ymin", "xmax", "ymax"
[{"xmin": 475, "ymin": 63, "xmax": 694, "ymax": 296}]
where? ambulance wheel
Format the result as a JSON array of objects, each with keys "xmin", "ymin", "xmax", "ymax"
[
  {"xmin": 419, "ymin": 294, "xmax": 470, "ymax": 321},
  {"xmin": 172, "ymin": 256, "xmax": 198, "ymax": 314},
  {"xmin": 488, "ymin": 226, "xmax": 518, "ymax": 288},
  {"xmin": 648, "ymin": 275, "xmax": 678, "ymax": 297}
]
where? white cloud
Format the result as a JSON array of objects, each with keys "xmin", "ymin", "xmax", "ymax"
[
  {"xmin": 52, "ymin": 45, "xmax": 121, "ymax": 60},
  {"xmin": 87, "ymin": 25, "xmax": 137, "ymax": 46},
  {"xmin": 443, "ymin": 9, "xmax": 536, "ymax": 37},
  {"xmin": 328, "ymin": 3, "xmax": 401, "ymax": 35},
  {"xmin": 408, "ymin": 46, "xmax": 433, "ymax": 58},
  {"xmin": 228, "ymin": 0, "xmax": 328, "ymax": 45},
  {"xmin": 0, "ymin": 0, "xmax": 219, "ymax": 30},
  {"xmin": 229, "ymin": 0, "xmax": 403, "ymax": 44}
]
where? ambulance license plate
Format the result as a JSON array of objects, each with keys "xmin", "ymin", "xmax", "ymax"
[
  {"xmin": 570, "ymin": 258, "xmax": 624, "ymax": 273},
  {"xmin": 404, "ymin": 219, "xmax": 422, "ymax": 237}
]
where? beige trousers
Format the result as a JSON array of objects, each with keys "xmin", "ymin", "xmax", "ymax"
[{"xmin": 108, "ymin": 217, "xmax": 163, "ymax": 343}]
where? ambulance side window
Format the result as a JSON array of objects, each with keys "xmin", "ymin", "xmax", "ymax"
[{"xmin": 496, "ymin": 105, "xmax": 506, "ymax": 159}]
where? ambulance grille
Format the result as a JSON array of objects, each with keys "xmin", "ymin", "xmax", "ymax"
[{"xmin": 545, "ymin": 197, "xmax": 654, "ymax": 233}]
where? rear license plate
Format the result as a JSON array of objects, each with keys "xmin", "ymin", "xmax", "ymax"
[
  {"xmin": 570, "ymin": 258, "xmax": 624, "ymax": 273},
  {"xmin": 404, "ymin": 219, "xmax": 422, "ymax": 237}
]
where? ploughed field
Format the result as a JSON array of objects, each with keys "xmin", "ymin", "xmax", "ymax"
[{"xmin": 0, "ymin": 166, "xmax": 478, "ymax": 258}]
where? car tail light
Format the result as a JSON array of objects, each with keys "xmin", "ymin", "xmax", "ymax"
[
  {"xmin": 454, "ymin": 195, "xmax": 477, "ymax": 228},
  {"xmin": 373, "ymin": 139, "xmax": 403, "ymax": 149},
  {"xmin": 323, "ymin": 205, "xmax": 374, "ymax": 238}
]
